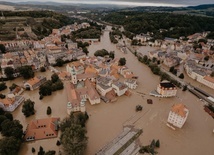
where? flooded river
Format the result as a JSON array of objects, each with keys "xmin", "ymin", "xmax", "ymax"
[{"xmin": 6, "ymin": 25, "xmax": 214, "ymax": 155}]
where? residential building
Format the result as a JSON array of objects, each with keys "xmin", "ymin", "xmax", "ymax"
[
  {"xmin": 0, "ymin": 96, "xmax": 25, "ymax": 112},
  {"xmin": 153, "ymin": 81, "xmax": 177, "ymax": 97},
  {"xmin": 167, "ymin": 103, "xmax": 189, "ymax": 128},
  {"xmin": 124, "ymin": 79, "xmax": 138, "ymax": 89},
  {"xmin": 112, "ymin": 81, "xmax": 128, "ymax": 96},
  {"xmin": 24, "ymin": 76, "xmax": 47, "ymax": 90},
  {"xmin": 24, "ymin": 117, "xmax": 60, "ymax": 141}
]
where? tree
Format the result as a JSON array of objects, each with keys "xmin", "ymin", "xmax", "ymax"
[
  {"xmin": 0, "ymin": 82, "xmax": 7, "ymax": 91},
  {"xmin": 18, "ymin": 66, "xmax": 34, "ymax": 79},
  {"xmin": 0, "ymin": 137, "xmax": 22, "ymax": 155},
  {"xmin": 55, "ymin": 58, "xmax": 64, "ymax": 67},
  {"xmin": 38, "ymin": 146, "xmax": 45, "ymax": 155},
  {"xmin": 39, "ymin": 81, "xmax": 52, "ymax": 96},
  {"xmin": 56, "ymin": 140, "xmax": 61, "ymax": 146},
  {"xmin": 82, "ymin": 47, "xmax": 89, "ymax": 55},
  {"xmin": 211, "ymin": 71, "xmax": 214, "ymax": 77},
  {"xmin": 47, "ymin": 106, "xmax": 52, "ymax": 115},
  {"xmin": 51, "ymin": 73, "xmax": 59, "ymax": 83},
  {"xmin": 169, "ymin": 66, "xmax": 174, "ymax": 73},
  {"xmin": 61, "ymin": 125, "xmax": 87, "ymax": 155},
  {"xmin": 32, "ymin": 147, "xmax": 36, "ymax": 153},
  {"xmin": 0, "ymin": 115, "xmax": 7, "ymax": 131},
  {"xmin": 156, "ymin": 140, "xmax": 160, "ymax": 148},
  {"xmin": 4, "ymin": 67, "xmax": 15, "ymax": 79},
  {"xmin": 4, "ymin": 112, "xmax": 13, "ymax": 121},
  {"xmin": 109, "ymin": 51, "xmax": 115, "ymax": 59},
  {"xmin": 94, "ymin": 49, "xmax": 109, "ymax": 57},
  {"xmin": 22, "ymin": 99, "xmax": 35, "ymax": 117},
  {"xmin": 178, "ymin": 73, "xmax": 184, "ymax": 79},
  {"xmin": 118, "ymin": 57, "xmax": 126, "ymax": 66},
  {"xmin": 172, "ymin": 69, "xmax": 177, "ymax": 75},
  {"xmin": 204, "ymin": 56, "xmax": 209, "ymax": 61},
  {"xmin": 1, "ymin": 119, "xmax": 23, "ymax": 139},
  {"xmin": 182, "ymin": 85, "xmax": 187, "ymax": 91},
  {"xmin": 40, "ymin": 67, "xmax": 46, "ymax": 72},
  {"xmin": 0, "ymin": 44, "xmax": 6, "ymax": 53}
]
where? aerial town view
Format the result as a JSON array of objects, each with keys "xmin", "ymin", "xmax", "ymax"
[{"xmin": 0, "ymin": 0, "xmax": 214, "ymax": 155}]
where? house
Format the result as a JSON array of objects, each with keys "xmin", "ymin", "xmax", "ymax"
[
  {"xmin": 0, "ymin": 96, "xmax": 25, "ymax": 112},
  {"xmin": 124, "ymin": 79, "xmax": 138, "ymax": 89},
  {"xmin": 66, "ymin": 83, "xmax": 86, "ymax": 114},
  {"xmin": 112, "ymin": 81, "xmax": 128, "ymax": 96},
  {"xmin": 151, "ymin": 80, "xmax": 177, "ymax": 97},
  {"xmin": 8, "ymin": 85, "xmax": 24, "ymax": 97},
  {"xmin": 167, "ymin": 103, "xmax": 189, "ymax": 128},
  {"xmin": 57, "ymin": 71, "xmax": 71, "ymax": 81},
  {"xmin": 24, "ymin": 76, "xmax": 47, "ymax": 90},
  {"xmin": 24, "ymin": 117, "xmax": 60, "ymax": 141},
  {"xmin": 66, "ymin": 61, "xmax": 85, "ymax": 75}
]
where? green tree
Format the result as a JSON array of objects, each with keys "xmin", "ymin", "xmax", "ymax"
[
  {"xmin": 204, "ymin": 56, "xmax": 209, "ymax": 61},
  {"xmin": 178, "ymin": 73, "xmax": 184, "ymax": 79},
  {"xmin": 9, "ymin": 83, "xmax": 17, "ymax": 91},
  {"xmin": 1, "ymin": 119, "xmax": 23, "ymax": 139},
  {"xmin": 32, "ymin": 147, "xmax": 36, "ymax": 153},
  {"xmin": 0, "ymin": 82, "xmax": 7, "ymax": 91},
  {"xmin": 4, "ymin": 67, "xmax": 15, "ymax": 80},
  {"xmin": 61, "ymin": 125, "xmax": 87, "ymax": 155},
  {"xmin": 40, "ymin": 67, "xmax": 46, "ymax": 72},
  {"xmin": 55, "ymin": 58, "xmax": 64, "ymax": 67},
  {"xmin": 0, "ymin": 137, "xmax": 22, "ymax": 155},
  {"xmin": 38, "ymin": 146, "xmax": 45, "ymax": 155},
  {"xmin": 94, "ymin": 49, "xmax": 109, "ymax": 57},
  {"xmin": 4, "ymin": 112, "xmax": 13, "ymax": 121},
  {"xmin": 0, "ymin": 44, "xmax": 6, "ymax": 53},
  {"xmin": 56, "ymin": 140, "xmax": 61, "ymax": 146},
  {"xmin": 0, "ymin": 115, "xmax": 7, "ymax": 131},
  {"xmin": 51, "ymin": 73, "xmax": 59, "ymax": 83},
  {"xmin": 39, "ymin": 81, "xmax": 52, "ymax": 96},
  {"xmin": 18, "ymin": 66, "xmax": 34, "ymax": 79},
  {"xmin": 109, "ymin": 51, "xmax": 115, "ymax": 59},
  {"xmin": 47, "ymin": 106, "xmax": 52, "ymax": 115},
  {"xmin": 169, "ymin": 66, "xmax": 174, "ymax": 73},
  {"xmin": 22, "ymin": 99, "xmax": 35, "ymax": 117},
  {"xmin": 119, "ymin": 57, "xmax": 126, "ymax": 66},
  {"xmin": 156, "ymin": 140, "xmax": 160, "ymax": 148},
  {"xmin": 82, "ymin": 47, "xmax": 89, "ymax": 55}
]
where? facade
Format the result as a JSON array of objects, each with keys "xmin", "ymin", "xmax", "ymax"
[
  {"xmin": 0, "ymin": 96, "xmax": 25, "ymax": 112},
  {"xmin": 66, "ymin": 83, "xmax": 86, "ymax": 114},
  {"xmin": 112, "ymin": 81, "xmax": 128, "ymax": 96},
  {"xmin": 24, "ymin": 117, "xmax": 60, "ymax": 141},
  {"xmin": 156, "ymin": 81, "xmax": 177, "ymax": 97},
  {"xmin": 124, "ymin": 79, "xmax": 138, "ymax": 90},
  {"xmin": 167, "ymin": 103, "xmax": 189, "ymax": 128},
  {"xmin": 24, "ymin": 76, "xmax": 47, "ymax": 90}
]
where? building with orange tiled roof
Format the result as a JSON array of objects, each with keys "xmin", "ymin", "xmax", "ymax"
[
  {"xmin": 0, "ymin": 96, "xmax": 25, "ymax": 112},
  {"xmin": 66, "ymin": 61, "xmax": 85, "ymax": 75},
  {"xmin": 24, "ymin": 76, "xmax": 47, "ymax": 90},
  {"xmin": 24, "ymin": 117, "xmax": 60, "ymax": 141},
  {"xmin": 167, "ymin": 103, "xmax": 189, "ymax": 128}
]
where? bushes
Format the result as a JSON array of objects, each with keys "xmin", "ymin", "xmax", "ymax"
[{"xmin": 47, "ymin": 106, "xmax": 52, "ymax": 115}]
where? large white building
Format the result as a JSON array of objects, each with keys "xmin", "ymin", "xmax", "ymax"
[
  {"xmin": 167, "ymin": 103, "xmax": 189, "ymax": 128},
  {"xmin": 156, "ymin": 81, "xmax": 177, "ymax": 97}
]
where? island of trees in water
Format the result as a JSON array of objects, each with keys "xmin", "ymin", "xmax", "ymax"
[{"xmin": 102, "ymin": 12, "xmax": 214, "ymax": 39}]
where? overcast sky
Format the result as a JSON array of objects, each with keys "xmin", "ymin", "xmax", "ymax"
[{"xmin": 7, "ymin": 0, "xmax": 214, "ymax": 7}]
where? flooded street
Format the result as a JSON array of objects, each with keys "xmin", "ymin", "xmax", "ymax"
[{"xmin": 5, "ymin": 25, "xmax": 214, "ymax": 155}]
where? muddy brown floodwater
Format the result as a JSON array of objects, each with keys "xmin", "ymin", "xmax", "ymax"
[{"xmin": 6, "ymin": 25, "xmax": 214, "ymax": 155}]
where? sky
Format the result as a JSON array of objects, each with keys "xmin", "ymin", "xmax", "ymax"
[{"xmin": 7, "ymin": 0, "xmax": 214, "ymax": 7}]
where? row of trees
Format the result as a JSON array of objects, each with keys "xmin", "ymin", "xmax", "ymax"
[
  {"xmin": 137, "ymin": 55, "xmax": 181, "ymax": 87},
  {"xmin": 102, "ymin": 12, "xmax": 214, "ymax": 39},
  {"xmin": 4, "ymin": 65, "xmax": 34, "ymax": 80},
  {"xmin": 94, "ymin": 49, "xmax": 115, "ymax": 59},
  {"xmin": 39, "ymin": 73, "xmax": 64, "ymax": 99},
  {"xmin": 60, "ymin": 112, "xmax": 89, "ymax": 154},
  {"xmin": 0, "ymin": 108, "xmax": 23, "ymax": 155}
]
